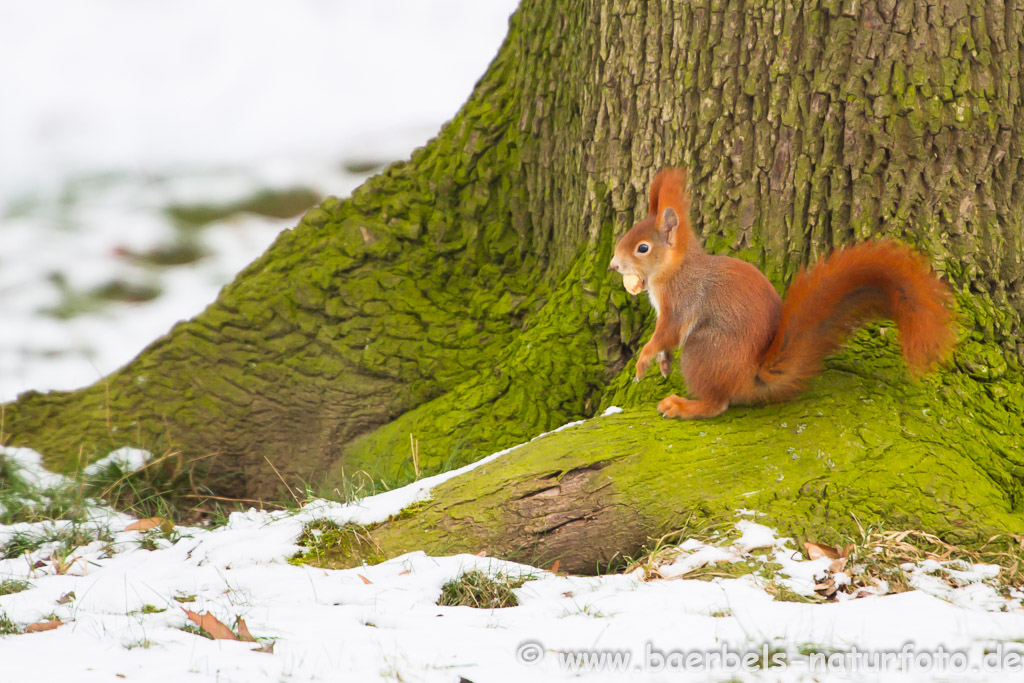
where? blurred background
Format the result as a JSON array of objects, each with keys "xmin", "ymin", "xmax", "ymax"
[{"xmin": 0, "ymin": 0, "xmax": 520, "ymax": 402}]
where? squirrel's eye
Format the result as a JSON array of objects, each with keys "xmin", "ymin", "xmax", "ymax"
[{"xmin": 636, "ymin": 243, "xmax": 650, "ymax": 254}]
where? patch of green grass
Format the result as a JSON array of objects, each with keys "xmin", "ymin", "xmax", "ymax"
[
  {"xmin": 166, "ymin": 187, "xmax": 321, "ymax": 229},
  {"xmin": 3, "ymin": 447, "xmax": 225, "ymax": 530},
  {"xmin": 321, "ymin": 467, "xmax": 390, "ymax": 506},
  {"xmin": 125, "ymin": 638, "xmax": 154, "ymax": 649},
  {"xmin": 0, "ymin": 468, "xmax": 93, "ymax": 526},
  {"xmin": 1, "ymin": 532, "xmax": 40, "ymax": 560},
  {"xmin": 797, "ymin": 643, "xmax": 848, "ymax": 657},
  {"xmin": 764, "ymin": 580, "xmax": 824, "ymax": 604},
  {"xmin": 0, "ymin": 580, "xmax": 32, "ymax": 596},
  {"xmin": 561, "ymin": 602, "xmax": 607, "ymax": 618},
  {"xmin": 91, "ymin": 279, "xmax": 162, "ymax": 304},
  {"xmin": 140, "ymin": 604, "xmax": 166, "ymax": 614},
  {"xmin": 291, "ymin": 519, "xmax": 388, "ymax": 567},
  {"xmin": 43, "ymin": 272, "xmax": 163, "ymax": 319},
  {"xmin": 122, "ymin": 241, "xmax": 206, "ymax": 267},
  {"xmin": 752, "ymin": 643, "xmax": 788, "ymax": 669},
  {"xmin": 136, "ymin": 533, "xmax": 160, "ymax": 552},
  {"xmin": 619, "ymin": 519, "xmax": 740, "ymax": 579},
  {"xmin": 82, "ymin": 450, "xmax": 216, "ymax": 524},
  {"xmin": 437, "ymin": 571, "xmax": 531, "ymax": 609},
  {"xmin": 177, "ymin": 623, "xmax": 213, "ymax": 640},
  {"xmin": 0, "ymin": 455, "xmax": 23, "ymax": 489},
  {"xmin": 0, "ymin": 456, "xmax": 91, "ymax": 525},
  {"xmin": 684, "ymin": 560, "xmax": 762, "ymax": 582},
  {"xmin": 134, "ymin": 523, "xmax": 181, "ymax": 551},
  {"xmin": 0, "ymin": 524, "xmax": 112, "ymax": 560},
  {"xmin": 0, "ymin": 612, "xmax": 19, "ymax": 636}
]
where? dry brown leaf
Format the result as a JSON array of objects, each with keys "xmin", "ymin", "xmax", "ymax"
[
  {"xmin": 475, "ymin": 551, "xmax": 486, "ymax": 557},
  {"xmin": 26, "ymin": 621, "xmax": 64, "ymax": 633},
  {"xmin": 235, "ymin": 617, "xmax": 256, "ymax": 643},
  {"xmin": 550, "ymin": 560, "xmax": 560, "ymax": 574},
  {"xmin": 398, "ymin": 570, "xmax": 411, "ymax": 576},
  {"xmin": 182, "ymin": 608, "xmax": 238, "ymax": 641},
  {"xmin": 252, "ymin": 641, "xmax": 275, "ymax": 654},
  {"xmin": 358, "ymin": 574, "xmax": 373, "ymax": 585},
  {"xmin": 828, "ymin": 557, "xmax": 848, "ymax": 573},
  {"xmin": 804, "ymin": 542, "xmax": 840, "ymax": 560},
  {"xmin": 841, "ymin": 544, "xmax": 856, "ymax": 558},
  {"xmin": 125, "ymin": 517, "xmax": 169, "ymax": 532}
]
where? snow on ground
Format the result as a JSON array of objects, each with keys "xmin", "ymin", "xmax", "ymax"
[{"xmin": 3, "ymin": 416, "xmax": 1024, "ymax": 682}]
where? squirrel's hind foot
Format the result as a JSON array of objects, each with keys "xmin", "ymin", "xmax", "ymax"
[{"xmin": 657, "ymin": 394, "xmax": 728, "ymax": 420}]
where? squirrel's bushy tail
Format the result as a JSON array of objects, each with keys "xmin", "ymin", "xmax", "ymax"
[{"xmin": 756, "ymin": 240, "xmax": 955, "ymax": 401}]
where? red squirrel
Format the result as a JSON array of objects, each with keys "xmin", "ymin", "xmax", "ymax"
[{"xmin": 609, "ymin": 168, "xmax": 956, "ymax": 419}]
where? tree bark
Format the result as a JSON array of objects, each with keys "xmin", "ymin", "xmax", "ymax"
[{"xmin": 4, "ymin": 0, "xmax": 1023, "ymax": 560}]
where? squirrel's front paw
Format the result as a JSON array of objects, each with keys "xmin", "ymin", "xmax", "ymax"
[{"xmin": 635, "ymin": 355, "xmax": 652, "ymax": 379}]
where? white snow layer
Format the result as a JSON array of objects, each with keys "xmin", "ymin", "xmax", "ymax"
[
  {"xmin": 3, "ymin": 425, "xmax": 1024, "ymax": 682},
  {"xmin": 84, "ymin": 447, "xmax": 152, "ymax": 475}
]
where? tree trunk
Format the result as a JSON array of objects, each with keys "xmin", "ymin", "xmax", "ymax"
[{"xmin": 4, "ymin": 0, "xmax": 1023, "ymax": 559}]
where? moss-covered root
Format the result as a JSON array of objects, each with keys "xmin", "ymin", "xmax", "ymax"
[{"xmin": 308, "ymin": 366, "xmax": 1024, "ymax": 575}]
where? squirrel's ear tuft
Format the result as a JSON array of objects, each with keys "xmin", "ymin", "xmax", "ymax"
[{"xmin": 661, "ymin": 207, "xmax": 679, "ymax": 245}]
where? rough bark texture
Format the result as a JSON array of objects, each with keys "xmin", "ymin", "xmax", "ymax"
[{"xmin": 4, "ymin": 0, "xmax": 1024, "ymax": 559}]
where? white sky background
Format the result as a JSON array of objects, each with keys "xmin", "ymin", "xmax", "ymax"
[
  {"xmin": 0, "ymin": 0, "xmax": 520, "ymax": 202},
  {"xmin": 0, "ymin": 0, "xmax": 521, "ymax": 400}
]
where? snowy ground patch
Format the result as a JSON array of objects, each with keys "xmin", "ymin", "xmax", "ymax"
[{"xmin": 3, "ymin": 435, "xmax": 1024, "ymax": 682}]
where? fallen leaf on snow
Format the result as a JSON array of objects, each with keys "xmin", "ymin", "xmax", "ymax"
[
  {"xmin": 26, "ymin": 621, "xmax": 64, "ymax": 633},
  {"xmin": 125, "ymin": 517, "xmax": 170, "ymax": 532},
  {"xmin": 814, "ymin": 579, "xmax": 838, "ymax": 598},
  {"xmin": 550, "ymin": 560, "xmax": 560, "ymax": 574},
  {"xmin": 235, "ymin": 617, "xmax": 256, "ymax": 643},
  {"xmin": 182, "ymin": 609, "xmax": 238, "ymax": 640},
  {"xmin": 804, "ymin": 542, "xmax": 840, "ymax": 560},
  {"xmin": 358, "ymin": 574, "xmax": 373, "ymax": 585}
]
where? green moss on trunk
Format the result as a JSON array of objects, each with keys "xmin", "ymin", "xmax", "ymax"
[{"xmin": 310, "ymin": 357, "xmax": 1024, "ymax": 574}]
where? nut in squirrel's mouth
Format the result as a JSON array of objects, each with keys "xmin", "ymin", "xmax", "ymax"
[{"xmin": 622, "ymin": 273, "xmax": 645, "ymax": 295}]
